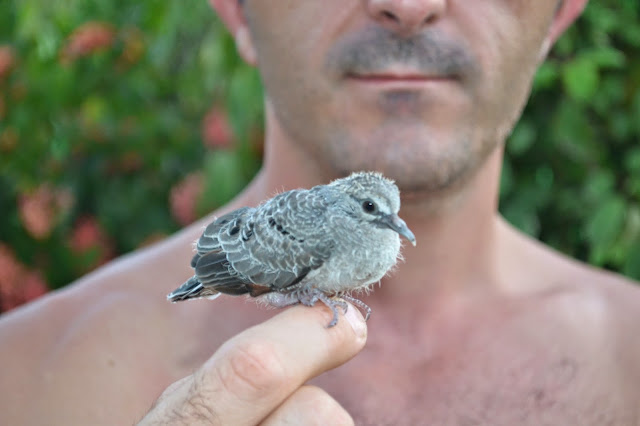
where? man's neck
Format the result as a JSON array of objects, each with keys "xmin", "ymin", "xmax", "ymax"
[
  {"xmin": 378, "ymin": 149, "xmax": 504, "ymax": 300},
  {"xmin": 229, "ymin": 109, "xmax": 507, "ymax": 306}
]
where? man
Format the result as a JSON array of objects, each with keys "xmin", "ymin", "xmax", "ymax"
[{"xmin": 1, "ymin": 0, "xmax": 638, "ymax": 424}]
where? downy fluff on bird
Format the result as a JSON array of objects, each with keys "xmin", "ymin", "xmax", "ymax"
[{"xmin": 167, "ymin": 171, "xmax": 416, "ymax": 327}]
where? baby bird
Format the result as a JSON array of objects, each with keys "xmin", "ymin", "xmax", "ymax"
[{"xmin": 167, "ymin": 171, "xmax": 416, "ymax": 327}]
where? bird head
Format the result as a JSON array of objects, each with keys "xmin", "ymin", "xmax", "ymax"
[{"xmin": 330, "ymin": 172, "xmax": 416, "ymax": 246}]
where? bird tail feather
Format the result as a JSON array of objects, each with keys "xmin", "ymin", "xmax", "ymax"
[{"xmin": 167, "ymin": 276, "xmax": 221, "ymax": 302}]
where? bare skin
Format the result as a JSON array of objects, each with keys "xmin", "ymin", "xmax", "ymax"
[{"xmin": 2, "ymin": 0, "xmax": 640, "ymax": 424}]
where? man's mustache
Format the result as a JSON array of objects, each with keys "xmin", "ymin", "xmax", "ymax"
[{"xmin": 326, "ymin": 27, "xmax": 479, "ymax": 79}]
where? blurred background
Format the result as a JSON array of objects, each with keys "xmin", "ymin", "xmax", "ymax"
[{"xmin": 0, "ymin": 0, "xmax": 639, "ymax": 313}]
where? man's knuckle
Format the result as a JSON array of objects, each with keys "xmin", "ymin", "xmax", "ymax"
[
  {"xmin": 216, "ymin": 340, "xmax": 287, "ymax": 399},
  {"xmin": 173, "ymin": 373, "xmax": 220, "ymax": 422}
]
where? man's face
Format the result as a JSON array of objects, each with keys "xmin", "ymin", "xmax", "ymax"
[{"xmin": 241, "ymin": 1, "xmax": 561, "ymax": 193}]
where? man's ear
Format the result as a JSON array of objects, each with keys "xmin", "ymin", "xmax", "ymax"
[
  {"xmin": 540, "ymin": 0, "xmax": 589, "ymax": 58},
  {"xmin": 209, "ymin": 0, "xmax": 257, "ymax": 65}
]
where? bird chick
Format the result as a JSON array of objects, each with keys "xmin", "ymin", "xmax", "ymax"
[{"xmin": 167, "ymin": 171, "xmax": 416, "ymax": 327}]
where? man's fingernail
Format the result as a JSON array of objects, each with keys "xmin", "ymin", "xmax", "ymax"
[{"xmin": 344, "ymin": 303, "xmax": 367, "ymax": 338}]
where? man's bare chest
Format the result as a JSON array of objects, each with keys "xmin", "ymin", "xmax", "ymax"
[{"xmin": 313, "ymin": 315, "xmax": 628, "ymax": 425}]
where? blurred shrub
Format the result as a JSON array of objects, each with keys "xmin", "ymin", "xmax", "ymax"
[
  {"xmin": 0, "ymin": 0, "xmax": 638, "ymax": 312},
  {"xmin": 0, "ymin": 0, "xmax": 263, "ymax": 311},
  {"xmin": 501, "ymin": 0, "xmax": 640, "ymax": 279}
]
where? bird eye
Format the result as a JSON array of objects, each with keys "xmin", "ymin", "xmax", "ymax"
[{"xmin": 362, "ymin": 200, "xmax": 377, "ymax": 213}]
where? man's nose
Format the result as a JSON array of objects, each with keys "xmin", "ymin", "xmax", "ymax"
[{"xmin": 364, "ymin": 0, "xmax": 446, "ymax": 35}]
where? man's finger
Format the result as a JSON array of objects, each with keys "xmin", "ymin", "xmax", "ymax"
[
  {"xmin": 260, "ymin": 385, "xmax": 353, "ymax": 426},
  {"xmin": 159, "ymin": 303, "xmax": 365, "ymax": 425},
  {"xmin": 201, "ymin": 303, "xmax": 366, "ymax": 425}
]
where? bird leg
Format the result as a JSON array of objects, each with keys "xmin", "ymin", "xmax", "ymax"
[
  {"xmin": 291, "ymin": 287, "xmax": 346, "ymax": 328},
  {"xmin": 273, "ymin": 286, "xmax": 346, "ymax": 328},
  {"xmin": 271, "ymin": 285, "xmax": 360, "ymax": 327}
]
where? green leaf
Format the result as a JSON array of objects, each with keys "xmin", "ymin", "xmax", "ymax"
[
  {"xmin": 582, "ymin": 170, "xmax": 615, "ymax": 203},
  {"xmin": 507, "ymin": 121, "xmax": 536, "ymax": 157},
  {"xmin": 562, "ymin": 57, "xmax": 600, "ymax": 102},
  {"xmin": 624, "ymin": 149, "xmax": 640, "ymax": 174},
  {"xmin": 199, "ymin": 151, "xmax": 246, "ymax": 212},
  {"xmin": 500, "ymin": 156, "xmax": 514, "ymax": 197},
  {"xmin": 585, "ymin": 196, "xmax": 627, "ymax": 249},
  {"xmin": 623, "ymin": 242, "xmax": 640, "ymax": 280},
  {"xmin": 582, "ymin": 47, "xmax": 626, "ymax": 69},
  {"xmin": 533, "ymin": 62, "xmax": 559, "ymax": 90}
]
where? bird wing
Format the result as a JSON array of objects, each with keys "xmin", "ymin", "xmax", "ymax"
[
  {"xmin": 216, "ymin": 188, "xmax": 335, "ymax": 292},
  {"xmin": 192, "ymin": 207, "xmax": 252, "ymax": 264},
  {"xmin": 188, "ymin": 207, "xmax": 254, "ymax": 294}
]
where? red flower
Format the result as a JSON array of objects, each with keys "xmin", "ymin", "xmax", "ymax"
[
  {"xmin": 0, "ymin": 244, "xmax": 49, "ymax": 313},
  {"xmin": 170, "ymin": 172, "xmax": 204, "ymax": 226},
  {"xmin": 0, "ymin": 45, "xmax": 15, "ymax": 81},
  {"xmin": 61, "ymin": 21, "xmax": 115, "ymax": 62},
  {"xmin": 202, "ymin": 106, "xmax": 234, "ymax": 149},
  {"xmin": 68, "ymin": 216, "xmax": 115, "ymax": 270},
  {"xmin": 19, "ymin": 186, "xmax": 57, "ymax": 240},
  {"xmin": 0, "ymin": 245, "xmax": 21, "ymax": 298},
  {"xmin": 70, "ymin": 216, "xmax": 103, "ymax": 252},
  {"xmin": 21, "ymin": 272, "xmax": 48, "ymax": 304},
  {"xmin": 18, "ymin": 185, "xmax": 74, "ymax": 240}
]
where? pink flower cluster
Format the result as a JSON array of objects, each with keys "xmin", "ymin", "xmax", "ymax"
[
  {"xmin": 0, "ymin": 45, "xmax": 14, "ymax": 81},
  {"xmin": 202, "ymin": 106, "xmax": 234, "ymax": 150},
  {"xmin": 0, "ymin": 244, "xmax": 48, "ymax": 313},
  {"xmin": 58, "ymin": 21, "xmax": 146, "ymax": 68},
  {"xmin": 60, "ymin": 21, "xmax": 116, "ymax": 62},
  {"xmin": 18, "ymin": 185, "xmax": 73, "ymax": 240},
  {"xmin": 68, "ymin": 216, "xmax": 113, "ymax": 261},
  {"xmin": 170, "ymin": 172, "xmax": 204, "ymax": 226}
]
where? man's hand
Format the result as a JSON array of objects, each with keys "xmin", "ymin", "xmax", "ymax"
[{"xmin": 139, "ymin": 303, "xmax": 367, "ymax": 425}]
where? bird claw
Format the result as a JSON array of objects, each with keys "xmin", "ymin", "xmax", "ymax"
[
  {"xmin": 339, "ymin": 294, "xmax": 372, "ymax": 322},
  {"xmin": 316, "ymin": 295, "xmax": 349, "ymax": 328},
  {"xmin": 318, "ymin": 298, "xmax": 341, "ymax": 327},
  {"xmin": 295, "ymin": 289, "xmax": 341, "ymax": 327},
  {"xmin": 287, "ymin": 287, "xmax": 371, "ymax": 327}
]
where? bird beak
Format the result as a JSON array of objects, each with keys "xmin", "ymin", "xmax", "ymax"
[{"xmin": 379, "ymin": 214, "xmax": 416, "ymax": 246}]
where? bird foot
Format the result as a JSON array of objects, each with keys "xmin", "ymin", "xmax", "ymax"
[
  {"xmin": 270, "ymin": 286, "xmax": 371, "ymax": 327},
  {"xmin": 292, "ymin": 288, "xmax": 345, "ymax": 328}
]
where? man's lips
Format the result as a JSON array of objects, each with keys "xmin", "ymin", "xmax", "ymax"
[{"xmin": 345, "ymin": 72, "xmax": 457, "ymax": 84}]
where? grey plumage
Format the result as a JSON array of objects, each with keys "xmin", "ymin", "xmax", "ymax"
[{"xmin": 167, "ymin": 171, "xmax": 416, "ymax": 326}]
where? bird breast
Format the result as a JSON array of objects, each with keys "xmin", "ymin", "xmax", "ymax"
[{"xmin": 309, "ymin": 225, "xmax": 401, "ymax": 293}]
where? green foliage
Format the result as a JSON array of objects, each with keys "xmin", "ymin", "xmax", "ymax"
[
  {"xmin": 0, "ymin": 0, "xmax": 263, "ymax": 296},
  {"xmin": 501, "ymin": 0, "xmax": 640, "ymax": 278},
  {"xmin": 0, "ymin": 0, "xmax": 638, "ymax": 309}
]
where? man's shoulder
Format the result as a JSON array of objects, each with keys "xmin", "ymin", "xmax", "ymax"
[
  {"xmin": 507, "ymin": 220, "xmax": 640, "ymax": 346},
  {"xmin": 554, "ymin": 264, "xmax": 640, "ymax": 376},
  {"xmin": 583, "ymin": 269, "xmax": 640, "ymax": 400},
  {"xmin": 565, "ymin": 260, "xmax": 640, "ymax": 312},
  {"xmin": 503, "ymin": 217, "xmax": 640, "ymax": 309},
  {"xmin": 588, "ymin": 269, "xmax": 640, "ymax": 342},
  {"xmin": 544, "ymin": 254, "xmax": 640, "ymax": 333}
]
